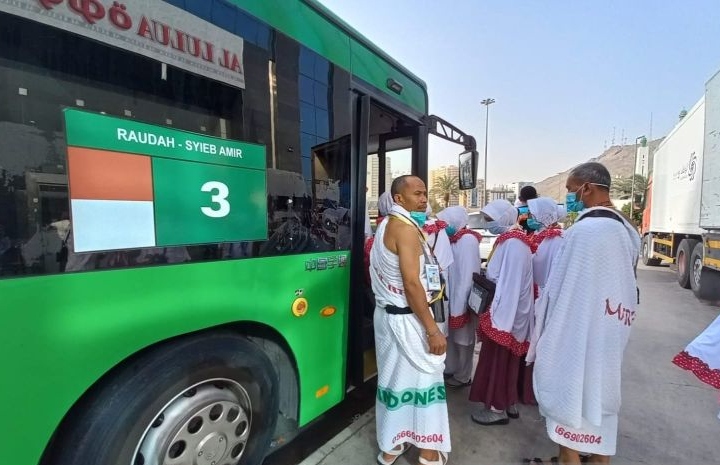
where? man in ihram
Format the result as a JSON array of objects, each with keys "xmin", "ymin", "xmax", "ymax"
[
  {"xmin": 530, "ymin": 162, "xmax": 640, "ymax": 464},
  {"xmin": 370, "ymin": 175, "xmax": 450, "ymax": 465}
]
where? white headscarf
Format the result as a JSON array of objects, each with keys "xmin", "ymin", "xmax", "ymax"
[
  {"xmin": 377, "ymin": 192, "xmax": 394, "ymax": 217},
  {"xmin": 481, "ymin": 199, "xmax": 517, "ymax": 231},
  {"xmin": 528, "ymin": 197, "xmax": 561, "ymax": 228},
  {"xmin": 436, "ymin": 206, "xmax": 468, "ymax": 231}
]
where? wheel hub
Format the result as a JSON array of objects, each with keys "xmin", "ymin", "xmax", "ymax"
[
  {"xmin": 134, "ymin": 379, "xmax": 251, "ymax": 465},
  {"xmin": 693, "ymin": 257, "xmax": 702, "ymax": 287},
  {"xmin": 196, "ymin": 432, "xmax": 226, "ymax": 464}
]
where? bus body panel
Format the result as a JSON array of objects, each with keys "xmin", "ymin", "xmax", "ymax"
[
  {"xmin": 1, "ymin": 252, "xmax": 349, "ymax": 465},
  {"xmin": 0, "ymin": 1, "xmax": 440, "ymax": 463},
  {"xmin": 224, "ymin": 0, "xmax": 428, "ymax": 113}
]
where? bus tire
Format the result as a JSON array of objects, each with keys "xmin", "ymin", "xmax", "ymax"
[
  {"xmin": 690, "ymin": 242, "xmax": 720, "ymax": 301},
  {"xmin": 676, "ymin": 239, "xmax": 698, "ymax": 289},
  {"xmin": 44, "ymin": 332, "xmax": 279, "ymax": 465},
  {"xmin": 641, "ymin": 235, "xmax": 661, "ymax": 266}
]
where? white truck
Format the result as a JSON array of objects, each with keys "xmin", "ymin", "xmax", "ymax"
[{"xmin": 641, "ymin": 70, "xmax": 720, "ymax": 300}]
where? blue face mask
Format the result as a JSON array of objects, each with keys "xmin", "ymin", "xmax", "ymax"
[
  {"xmin": 445, "ymin": 225, "xmax": 457, "ymax": 236},
  {"xmin": 485, "ymin": 221, "xmax": 507, "ymax": 235},
  {"xmin": 566, "ymin": 187, "xmax": 585, "ymax": 212},
  {"xmin": 566, "ymin": 182, "xmax": 610, "ymax": 212},
  {"xmin": 526, "ymin": 217, "xmax": 542, "ymax": 231},
  {"xmin": 409, "ymin": 211, "xmax": 427, "ymax": 227}
]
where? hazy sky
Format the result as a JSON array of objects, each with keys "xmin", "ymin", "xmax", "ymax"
[{"xmin": 319, "ymin": 0, "xmax": 720, "ymax": 187}]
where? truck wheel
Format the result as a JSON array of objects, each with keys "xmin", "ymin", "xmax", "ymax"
[
  {"xmin": 641, "ymin": 235, "xmax": 661, "ymax": 266},
  {"xmin": 676, "ymin": 239, "xmax": 698, "ymax": 289},
  {"xmin": 44, "ymin": 332, "xmax": 279, "ymax": 465},
  {"xmin": 690, "ymin": 242, "xmax": 720, "ymax": 301}
]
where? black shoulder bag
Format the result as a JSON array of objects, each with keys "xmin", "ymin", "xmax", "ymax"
[{"xmin": 467, "ymin": 271, "xmax": 496, "ymax": 315}]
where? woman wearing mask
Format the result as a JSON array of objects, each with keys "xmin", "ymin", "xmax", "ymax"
[
  {"xmin": 436, "ymin": 206, "xmax": 483, "ymax": 388},
  {"xmin": 469, "ymin": 200, "xmax": 535, "ymax": 425},
  {"xmin": 519, "ymin": 197, "xmax": 566, "ymax": 405},
  {"xmin": 527, "ymin": 198, "xmax": 566, "ymax": 290}
]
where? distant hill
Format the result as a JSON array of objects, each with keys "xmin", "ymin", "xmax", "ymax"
[{"xmin": 533, "ymin": 139, "xmax": 663, "ymax": 202}]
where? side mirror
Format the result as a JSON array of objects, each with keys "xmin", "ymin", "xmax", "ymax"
[{"xmin": 458, "ymin": 150, "xmax": 478, "ymax": 190}]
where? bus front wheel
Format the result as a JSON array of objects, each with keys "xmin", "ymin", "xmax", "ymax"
[{"xmin": 44, "ymin": 332, "xmax": 279, "ymax": 465}]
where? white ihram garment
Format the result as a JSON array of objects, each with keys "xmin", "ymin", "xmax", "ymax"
[
  {"xmin": 533, "ymin": 207, "xmax": 640, "ymax": 455},
  {"xmin": 370, "ymin": 206, "xmax": 451, "ymax": 454}
]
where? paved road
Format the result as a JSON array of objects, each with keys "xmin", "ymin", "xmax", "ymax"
[{"xmin": 295, "ymin": 264, "xmax": 720, "ymax": 465}]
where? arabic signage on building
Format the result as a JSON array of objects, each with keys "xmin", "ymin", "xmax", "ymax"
[{"xmin": 0, "ymin": 0, "xmax": 245, "ymax": 89}]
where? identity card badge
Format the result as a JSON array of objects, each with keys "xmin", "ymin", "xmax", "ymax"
[{"xmin": 425, "ymin": 264, "xmax": 442, "ymax": 291}]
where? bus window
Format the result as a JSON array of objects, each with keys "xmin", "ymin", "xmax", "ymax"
[{"xmin": 311, "ymin": 136, "xmax": 351, "ymax": 250}]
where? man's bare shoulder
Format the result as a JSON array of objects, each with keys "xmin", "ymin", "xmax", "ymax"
[
  {"xmin": 385, "ymin": 218, "xmax": 420, "ymax": 254},
  {"xmin": 386, "ymin": 216, "xmax": 414, "ymax": 232}
]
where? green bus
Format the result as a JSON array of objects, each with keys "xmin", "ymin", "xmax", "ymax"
[{"xmin": 0, "ymin": 1, "xmax": 477, "ymax": 464}]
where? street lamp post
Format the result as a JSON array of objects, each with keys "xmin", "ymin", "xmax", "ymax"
[
  {"xmin": 481, "ymin": 98, "xmax": 495, "ymax": 206},
  {"xmin": 631, "ymin": 135, "xmax": 647, "ymax": 220}
]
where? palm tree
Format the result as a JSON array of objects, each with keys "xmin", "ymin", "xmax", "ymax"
[{"xmin": 430, "ymin": 174, "xmax": 459, "ymax": 208}]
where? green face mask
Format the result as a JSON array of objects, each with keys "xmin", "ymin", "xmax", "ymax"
[{"xmin": 409, "ymin": 211, "xmax": 427, "ymax": 227}]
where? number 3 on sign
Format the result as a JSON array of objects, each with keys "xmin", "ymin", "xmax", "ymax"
[{"xmin": 201, "ymin": 181, "xmax": 230, "ymax": 218}]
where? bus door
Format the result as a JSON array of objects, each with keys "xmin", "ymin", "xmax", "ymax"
[{"xmin": 347, "ymin": 95, "xmax": 425, "ymax": 386}]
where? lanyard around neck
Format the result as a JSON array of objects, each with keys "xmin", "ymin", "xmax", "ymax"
[
  {"xmin": 389, "ymin": 213, "xmax": 437, "ymax": 266},
  {"xmin": 390, "ymin": 212, "xmax": 425, "ymax": 236}
]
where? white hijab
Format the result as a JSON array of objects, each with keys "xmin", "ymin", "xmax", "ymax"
[
  {"xmin": 528, "ymin": 197, "xmax": 561, "ymax": 228},
  {"xmin": 481, "ymin": 199, "xmax": 517, "ymax": 232},
  {"xmin": 436, "ymin": 206, "xmax": 468, "ymax": 231},
  {"xmin": 378, "ymin": 191, "xmax": 394, "ymax": 217}
]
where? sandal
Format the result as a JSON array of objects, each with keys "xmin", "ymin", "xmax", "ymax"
[
  {"xmin": 377, "ymin": 442, "xmax": 410, "ymax": 465},
  {"xmin": 419, "ymin": 451, "xmax": 448, "ymax": 465},
  {"xmin": 522, "ymin": 454, "xmax": 591, "ymax": 464},
  {"xmin": 522, "ymin": 458, "xmax": 558, "ymax": 465}
]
